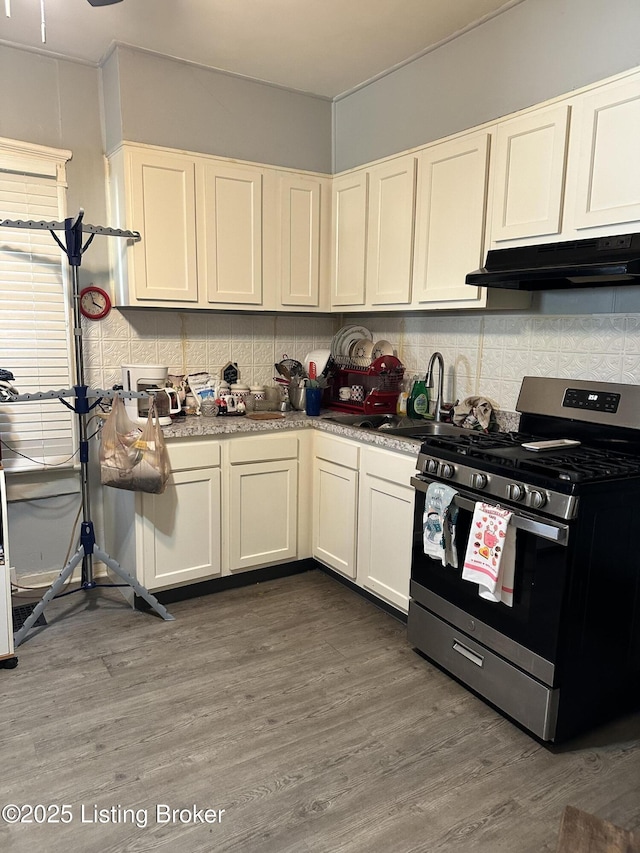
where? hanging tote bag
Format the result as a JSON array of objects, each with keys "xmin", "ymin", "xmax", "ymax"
[{"xmin": 99, "ymin": 395, "xmax": 171, "ymax": 494}]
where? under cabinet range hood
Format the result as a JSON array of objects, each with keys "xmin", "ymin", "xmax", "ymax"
[{"xmin": 466, "ymin": 233, "xmax": 640, "ymax": 290}]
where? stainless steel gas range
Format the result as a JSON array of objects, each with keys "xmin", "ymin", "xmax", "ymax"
[{"xmin": 408, "ymin": 376, "xmax": 640, "ymax": 742}]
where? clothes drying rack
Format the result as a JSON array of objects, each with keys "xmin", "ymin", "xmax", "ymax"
[{"xmin": 0, "ymin": 210, "xmax": 174, "ymax": 654}]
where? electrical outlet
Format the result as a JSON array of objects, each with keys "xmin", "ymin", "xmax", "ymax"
[{"xmin": 9, "ymin": 567, "xmax": 17, "ymax": 587}]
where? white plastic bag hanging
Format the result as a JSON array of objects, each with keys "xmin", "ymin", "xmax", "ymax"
[{"xmin": 99, "ymin": 395, "xmax": 170, "ymax": 494}]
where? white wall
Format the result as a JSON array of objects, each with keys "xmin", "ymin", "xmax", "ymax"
[
  {"xmin": 104, "ymin": 46, "xmax": 333, "ymax": 172},
  {"xmin": 333, "ymin": 0, "xmax": 640, "ymax": 171}
]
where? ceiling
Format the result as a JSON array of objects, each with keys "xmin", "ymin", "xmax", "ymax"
[{"xmin": 0, "ymin": 0, "xmax": 521, "ymax": 99}]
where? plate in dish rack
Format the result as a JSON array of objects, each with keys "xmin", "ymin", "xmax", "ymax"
[
  {"xmin": 371, "ymin": 339, "xmax": 394, "ymax": 359},
  {"xmin": 350, "ymin": 337, "xmax": 375, "ymax": 366},
  {"xmin": 331, "ymin": 324, "xmax": 372, "ymax": 359},
  {"xmin": 339, "ymin": 326, "xmax": 373, "ymax": 358}
]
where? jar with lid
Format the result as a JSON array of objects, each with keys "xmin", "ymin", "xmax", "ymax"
[
  {"xmin": 249, "ymin": 384, "xmax": 265, "ymax": 401},
  {"xmin": 230, "ymin": 383, "xmax": 249, "ymax": 401}
]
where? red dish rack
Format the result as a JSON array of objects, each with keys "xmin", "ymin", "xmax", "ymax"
[{"xmin": 328, "ymin": 355, "xmax": 405, "ymax": 415}]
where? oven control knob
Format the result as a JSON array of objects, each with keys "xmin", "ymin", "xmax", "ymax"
[
  {"xmin": 471, "ymin": 473, "xmax": 488, "ymax": 489},
  {"xmin": 426, "ymin": 458, "xmax": 439, "ymax": 475},
  {"xmin": 440, "ymin": 463, "xmax": 455, "ymax": 479},
  {"xmin": 507, "ymin": 483, "xmax": 525, "ymax": 501},
  {"xmin": 528, "ymin": 489, "xmax": 547, "ymax": 509}
]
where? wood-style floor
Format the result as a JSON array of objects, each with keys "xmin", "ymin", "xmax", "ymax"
[{"xmin": 1, "ymin": 570, "xmax": 639, "ymax": 853}]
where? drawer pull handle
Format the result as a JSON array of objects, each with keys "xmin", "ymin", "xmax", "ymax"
[{"xmin": 453, "ymin": 639, "xmax": 484, "ymax": 668}]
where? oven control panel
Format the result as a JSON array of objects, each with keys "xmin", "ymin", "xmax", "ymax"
[
  {"xmin": 562, "ymin": 387, "xmax": 620, "ymax": 414},
  {"xmin": 415, "ymin": 455, "xmax": 579, "ymax": 520}
]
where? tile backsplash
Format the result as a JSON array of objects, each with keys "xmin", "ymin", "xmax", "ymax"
[
  {"xmin": 355, "ymin": 312, "xmax": 640, "ymax": 411},
  {"xmin": 82, "ymin": 310, "xmax": 339, "ymax": 391},
  {"xmin": 83, "ymin": 309, "xmax": 640, "ymax": 414}
]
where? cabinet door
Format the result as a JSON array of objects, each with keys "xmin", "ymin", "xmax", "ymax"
[
  {"xmin": 357, "ymin": 471, "xmax": 413, "ymax": 612},
  {"xmin": 572, "ymin": 76, "xmax": 640, "ymax": 230},
  {"xmin": 140, "ymin": 467, "xmax": 221, "ymax": 590},
  {"xmin": 313, "ymin": 458, "xmax": 358, "ymax": 579},
  {"xmin": 331, "ymin": 171, "xmax": 368, "ymax": 307},
  {"xmin": 491, "ymin": 105, "xmax": 570, "ymax": 242},
  {"xmin": 200, "ymin": 161, "xmax": 263, "ymax": 305},
  {"xmin": 413, "ymin": 132, "xmax": 490, "ymax": 304},
  {"xmin": 279, "ymin": 173, "xmax": 322, "ymax": 308},
  {"xmin": 129, "ymin": 149, "xmax": 199, "ymax": 302},
  {"xmin": 0, "ymin": 471, "xmax": 12, "ymax": 658},
  {"xmin": 228, "ymin": 460, "xmax": 298, "ymax": 571},
  {"xmin": 366, "ymin": 154, "xmax": 417, "ymax": 305}
]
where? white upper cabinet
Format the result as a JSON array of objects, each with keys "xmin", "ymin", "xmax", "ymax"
[
  {"xmin": 570, "ymin": 74, "xmax": 640, "ymax": 231},
  {"xmin": 112, "ymin": 147, "xmax": 199, "ymax": 303},
  {"xmin": 490, "ymin": 104, "xmax": 570, "ymax": 243},
  {"xmin": 366, "ymin": 154, "xmax": 417, "ymax": 306},
  {"xmin": 413, "ymin": 131, "xmax": 491, "ymax": 305},
  {"xmin": 199, "ymin": 161, "xmax": 264, "ymax": 305},
  {"xmin": 331, "ymin": 170, "xmax": 368, "ymax": 307},
  {"xmin": 108, "ymin": 143, "xmax": 331, "ymax": 311},
  {"xmin": 277, "ymin": 172, "xmax": 329, "ymax": 310}
]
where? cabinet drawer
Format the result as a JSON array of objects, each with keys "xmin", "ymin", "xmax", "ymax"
[
  {"xmin": 314, "ymin": 433, "xmax": 359, "ymax": 469},
  {"xmin": 166, "ymin": 440, "xmax": 221, "ymax": 471},
  {"xmin": 228, "ymin": 434, "xmax": 298, "ymax": 464},
  {"xmin": 408, "ymin": 602, "xmax": 558, "ymax": 740},
  {"xmin": 361, "ymin": 446, "xmax": 417, "ymax": 485}
]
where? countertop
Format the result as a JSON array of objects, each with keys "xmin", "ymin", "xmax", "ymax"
[
  {"xmin": 161, "ymin": 410, "xmax": 423, "ymax": 457},
  {"xmin": 160, "ymin": 408, "xmax": 521, "ymax": 457}
]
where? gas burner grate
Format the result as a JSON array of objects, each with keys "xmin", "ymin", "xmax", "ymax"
[{"xmin": 420, "ymin": 430, "xmax": 640, "ymax": 484}]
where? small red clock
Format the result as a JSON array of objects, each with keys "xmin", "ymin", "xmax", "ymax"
[{"xmin": 79, "ymin": 285, "xmax": 112, "ymax": 320}]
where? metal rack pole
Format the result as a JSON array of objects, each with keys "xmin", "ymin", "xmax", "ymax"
[{"xmin": 0, "ymin": 211, "xmax": 174, "ymax": 651}]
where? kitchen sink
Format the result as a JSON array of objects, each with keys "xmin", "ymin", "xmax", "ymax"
[
  {"xmin": 380, "ymin": 421, "xmax": 468, "ymax": 439},
  {"xmin": 322, "ymin": 413, "xmax": 466, "ymax": 439},
  {"xmin": 322, "ymin": 413, "xmax": 402, "ymax": 429}
]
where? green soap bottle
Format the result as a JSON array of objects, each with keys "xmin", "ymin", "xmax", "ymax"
[{"xmin": 408, "ymin": 377, "xmax": 429, "ymax": 419}]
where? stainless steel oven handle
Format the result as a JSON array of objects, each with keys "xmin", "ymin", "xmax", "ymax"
[
  {"xmin": 452, "ymin": 639, "xmax": 484, "ymax": 667},
  {"xmin": 410, "ymin": 475, "xmax": 569, "ymax": 544}
]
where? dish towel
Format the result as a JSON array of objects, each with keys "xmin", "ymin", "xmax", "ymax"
[
  {"xmin": 423, "ymin": 483, "xmax": 459, "ymax": 568},
  {"xmin": 462, "ymin": 502, "xmax": 516, "ymax": 607}
]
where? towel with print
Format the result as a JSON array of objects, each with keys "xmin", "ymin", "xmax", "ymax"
[
  {"xmin": 462, "ymin": 502, "xmax": 515, "ymax": 606},
  {"xmin": 423, "ymin": 482, "xmax": 459, "ymax": 568}
]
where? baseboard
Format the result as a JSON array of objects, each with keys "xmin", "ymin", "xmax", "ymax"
[
  {"xmin": 134, "ymin": 559, "xmax": 316, "ymax": 608},
  {"xmin": 11, "ymin": 560, "xmax": 109, "ymax": 591}
]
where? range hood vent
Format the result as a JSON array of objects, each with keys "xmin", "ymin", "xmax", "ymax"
[{"xmin": 466, "ymin": 233, "xmax": 640, "ymax": 290}]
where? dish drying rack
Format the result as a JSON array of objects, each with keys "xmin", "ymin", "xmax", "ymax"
[{"xmin": 329, "ymin": 355, "xmax": 404, "ymax": 415}]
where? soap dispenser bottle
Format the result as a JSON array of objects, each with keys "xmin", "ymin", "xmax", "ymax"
[{"xmin": 408, "ymin": 375, "xmax": 430, "ymax": 419}]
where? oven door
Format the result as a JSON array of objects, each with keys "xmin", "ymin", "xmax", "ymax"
[{"xmin": 409, "ymin": 473, "xmax": 571, "ymax": 681}]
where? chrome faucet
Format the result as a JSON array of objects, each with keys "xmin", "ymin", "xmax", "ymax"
[{"xmin": 426, "ymin": 351, "xmax": 446, "ymax": 421}]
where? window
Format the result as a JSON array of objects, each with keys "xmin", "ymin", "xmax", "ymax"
[{"xmin": 0, "ymin": 138, "xmax": 76, "ymax": 472}]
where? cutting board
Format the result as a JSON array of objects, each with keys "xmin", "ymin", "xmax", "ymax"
[{"xmin": 246, "ymin": 412, "xmax": 285, "ymax": 420}]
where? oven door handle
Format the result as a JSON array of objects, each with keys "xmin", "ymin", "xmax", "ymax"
[{"xmin": 410, "ymin": 475, "xmax": 569, "ymax": 544}]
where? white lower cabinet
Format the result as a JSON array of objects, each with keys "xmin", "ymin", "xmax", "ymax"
[
  {"xmin": 103, "ymin": 428, "xmax": 415, "ymax": 613},
  {"xmin": 356, "ymin": 448, "xmax": 416, "ymax": 613},
  {"xmin": 103, "ymin": 432, "xmax": 306, "ymax": 592},
  {"xmin": 225, "ymin": 434, "xmax": 299, "ymax": 573},
  {"xmin": 0, "ymin": 470, "xmax": 13, "ymax": 661},
  {"xmin": 138, "ymin": 439, "xmax": 222, "ymax": 590},
  {"xmin": 312, "ymin": 433, "xmax": 416, "ymax": 613},
  {"xmin": 312, "ymin": 434, "xmax": 359, "ymax": 579},
  {"xmin": 140, "ymin": 467, "xmax": 222, "ymax": 590}
]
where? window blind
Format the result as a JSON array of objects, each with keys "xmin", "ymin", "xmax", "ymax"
[{"xmin": 0, "ymin": 145, "xmax": 76, "ymax": 472}]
